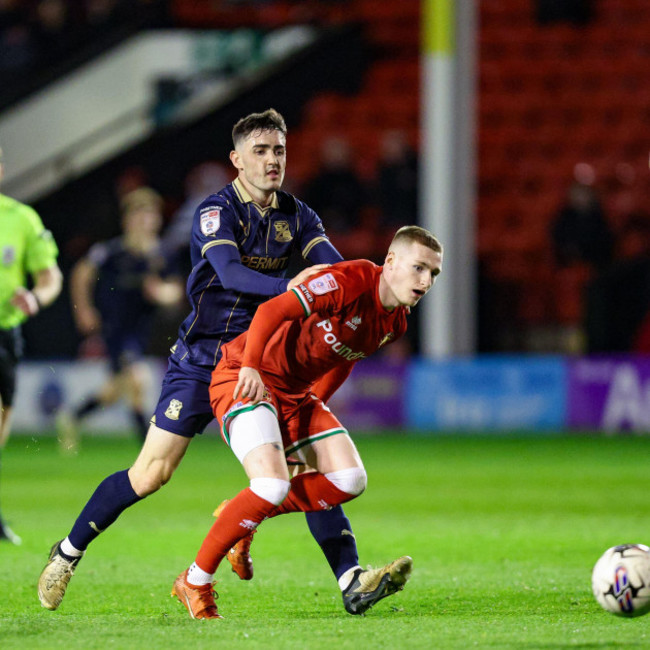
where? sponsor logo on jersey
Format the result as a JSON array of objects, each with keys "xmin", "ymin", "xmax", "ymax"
[
  {"xmin": 378, "ymin": 333, "xmax": 395, "ymax": 348},
  {"xmin": 308, "ymin": 273, "xmax": 338, "ymax": 295},
  {"xmin": 165, "ymin": 398, "xmax": 183, "ymax": 420},
  {"xmin": 2, "ymin": 246, "xmax": 15, "ymax": 266},
  {"xmin": 345, "ymin": 315, "xmax": 362, "ymax": 330},
  {"xmin": 241, "ymin": 255, "xmax": 289, "ymax": 271},
  {"xmin": 316, "ymin": 319, "xmax": 367, "ymax": 361},
  {"xmin": 274, "ymin": 220, "xmax": 292, "ymax": 242},
  {"xmin": 200, "ymin": 207, "xmax": 221, "ymax": 235}
]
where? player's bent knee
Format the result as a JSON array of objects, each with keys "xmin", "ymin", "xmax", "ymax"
[
  {"xmin": 250, "ymin": 477, "xmax": 291, "ymax": 505},
  {"xmin": 128, "ymin": 464, "xmax": 174, "ymax": 496},
  {"xmin": 325, "ymin": 467, "xmax": 367, "ymax": 496}
]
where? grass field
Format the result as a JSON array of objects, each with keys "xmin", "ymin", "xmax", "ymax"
[{"xmin": 1, "ymin": 432, "xmax": 650, "ymax": 649}]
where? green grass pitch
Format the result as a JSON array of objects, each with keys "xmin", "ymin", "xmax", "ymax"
[{"xmin": 1, "ymin": 432, "xmax": 649, "ymax": 649}]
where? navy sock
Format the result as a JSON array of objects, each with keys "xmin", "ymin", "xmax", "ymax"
[
  {"xmin": 75, "ymin": 396, "xmax": 101, "ymax": 419},
  {"xmin": 131, "ymin": 410, "xmax": 148, "ymax": 441},
  {"xmin": 68, "ymin": 469, "xmax": 142, "ymax": 551},
  {"xmin": 305, "ymin": 506, "xmax": 359, "ymax": 580}
]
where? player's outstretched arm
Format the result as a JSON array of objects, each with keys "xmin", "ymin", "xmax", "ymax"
[
  {"xmin": 205, "ymin": 244, "xmax": 289, "ymax": 296},
  {"xmin": 238, "ymin": 291, "xmax": 307, "ymax": 393}
]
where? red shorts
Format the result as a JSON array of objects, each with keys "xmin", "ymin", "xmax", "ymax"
[{"xmin": 209, "ymin": 365, "xmax": 347, "ymax": 459}]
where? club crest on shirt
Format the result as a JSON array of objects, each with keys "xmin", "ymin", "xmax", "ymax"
[
  {"xmin": 2, "ymin": 246, "xmax": 15, "ymax": 266},
  {"xmin": 378, "ymin": 333, "xmax": 394, "ymax": 348},
  {"xmin": 200, "ymin": 208, "xmax": 221, "ymax": 236},
  {"xmin": 165, "ymin": 399, "xmax": 183, "ymax": 420},
  {"xmin": 308, "ymin": 273, "xmax": 338, "ymax": 295},
  {"xmin": 274, "ymin": 220, "xmax": 292, "ymax": 242}
]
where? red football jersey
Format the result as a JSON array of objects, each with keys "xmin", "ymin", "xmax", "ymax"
[{"xmin": 219, "ymin": 260, "xmax": 408, "ymax": 394}]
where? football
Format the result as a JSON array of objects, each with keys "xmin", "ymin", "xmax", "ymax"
[{"xmin": 592, "ymin": 544, "xmax": 650, "ymax": 617}]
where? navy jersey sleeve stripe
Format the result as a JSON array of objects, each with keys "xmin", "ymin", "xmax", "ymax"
[
  {"xmin": 303, "ymin": 236, "xmax": 342, "ymax": 262},
  {"xmin": 201, "ymin": 239, "xmax": 238, "ymax": 257}
]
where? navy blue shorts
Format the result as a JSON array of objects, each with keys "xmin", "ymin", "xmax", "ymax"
[
  {"xmin": 151, "ymin": 356, "xmax": 215, "ymax": 438},
  {"xmin": 105, "ymin": 331, "xmax": 148, "ymax": 373}
]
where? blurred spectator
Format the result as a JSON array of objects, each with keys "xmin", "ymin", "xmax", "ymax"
[
  {"xmin": 303, "ymin": 135, "xmax": 365, "ymax": 233},
  {"xmin": 0, "ymin": 0, "xmax": 169, "ymax": 103},
  {"xmin": 115, "ymin": 165, "xmax": 150, "ymax": 201},
  {"xmin": 0, "ymin": 1, "xmax": 36, "ymax": 76},
  {"xmin": 84, "ymin": 0, "xmax": 132, "ymax": 34},
  {"xmin": 31, "ymin": 0, "xmax": 82, "ymax": 61},
  {"xmin": 550, "ymin": 180, "xmax": 614, "ymax": 269},
  {"xmin": 375, "ymin": 129, "xmax": 418, "ymax": 229},
  {"xmin": 584, "ymin": 214, "xmax": 650, "ymax": 352},
  {"xmin": 162, "ymin": 160, "xmax": 229, "ymax": 274},
  {"xmin": 535, "ymin": 0, "xmax": 593, "ymax": 25}
]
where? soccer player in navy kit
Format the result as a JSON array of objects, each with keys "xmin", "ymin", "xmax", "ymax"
[
  {"xmin": 57, "ymin": 187, "xmax": 183, "ymax": 448},
  {"xmin": 39, "ymin": 109, "xmax": 404, "ymax": 614}
]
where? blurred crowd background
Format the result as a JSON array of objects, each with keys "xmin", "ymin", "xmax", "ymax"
[{"xmin": 2, "ymin": 0, "xmax": 649, "ymax": 363}]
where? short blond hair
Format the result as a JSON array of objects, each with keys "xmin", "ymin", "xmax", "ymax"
[
  {"xmin": 120, "ymin": 187, "xmax": 163, "ymax": 216},
  {"xmin": 389, "ymin": 225, "xmax": 443, "ymax": 254}
]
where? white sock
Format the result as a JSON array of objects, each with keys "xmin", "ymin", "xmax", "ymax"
[
  {"xmin": 338, "ymin": 565, "xmax": 362, "ymax": 591},
  {"xmin": 187, "ymin": 562, "xmax": 213, "ymax": 586},
  {"xmin": 60, "ymin": 537, "xmax": 84, "ymax": 558}
]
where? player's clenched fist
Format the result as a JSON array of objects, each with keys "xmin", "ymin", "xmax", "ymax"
[{"xmin": 233, "ymin": 366, "xmax": 265, "ymax": 402}]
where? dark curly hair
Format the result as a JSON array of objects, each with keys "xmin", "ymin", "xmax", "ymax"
[{"xmin": 232, "ymin": 109, "xmax": 287, "ymax": 148}]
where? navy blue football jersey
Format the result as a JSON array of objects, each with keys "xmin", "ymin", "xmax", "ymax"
[
  {"xmin": 171, "ymin": 178, "xmax": 342, "ymax": 369},
  {"xmin": 87, "ymin": 237, "xmax": 168, "ymax": 337}
]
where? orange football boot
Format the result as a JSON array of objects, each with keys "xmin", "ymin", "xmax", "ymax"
[
  {"xmin": 171, "ymin": 569, "xmax": 223, "ymax": 620},
  {"xmin": 213, "ymin": 499, "xmax": 255, "ymax": 580}
]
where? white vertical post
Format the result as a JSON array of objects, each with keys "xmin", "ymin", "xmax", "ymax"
[{"xmin": 420, "ymin": 0, "xmax": 477, "ymax": 358}]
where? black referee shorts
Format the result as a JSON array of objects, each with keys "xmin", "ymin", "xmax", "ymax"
[{"xmin": 0, "ymin": 327, "xmax": 23, "ymax": 407}]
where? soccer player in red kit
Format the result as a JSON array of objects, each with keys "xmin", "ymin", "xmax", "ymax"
[{"xmin": 171, "ymin": 225, "xmax": 443, "ymax": 619}]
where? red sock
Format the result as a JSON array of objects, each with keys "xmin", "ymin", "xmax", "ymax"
[
  {"xmin": 269, "ymin": 472, "xmax": 355, "ymax": 517},
  {"xmin": 195, "ymin": 488, "xmax": 275, "ymax": 575}
]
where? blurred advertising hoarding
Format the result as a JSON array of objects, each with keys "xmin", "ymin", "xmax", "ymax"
[
  {"xmin": 328, "ymin": 359, "xmax": 408, "ymax": 431},
  {"xmin": 406, "ymin": 357, "xmax": 567, "ymax": 431},
  {"xmin": 567, "ymin": 357, "xmax": 650, "ymax": 432},
  {"xmin": 13, "ymin": 356, "xmax": 650, "ymax": 435},
  {"xmin": 12, "ymin": 359, "xmax": 166, "ymax": 434},
  {"xmin": 14, "ymin": 358, "xmax": 407, "ymax": 435}
]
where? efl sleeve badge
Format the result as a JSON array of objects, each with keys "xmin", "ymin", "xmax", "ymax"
[
  {"xmin": 200, "ymin": 207, "xmax": 222, "ymax": 236},
  {"xmin": 308, "ymin": 272, "xmax": 339, "ymax": 295}
]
